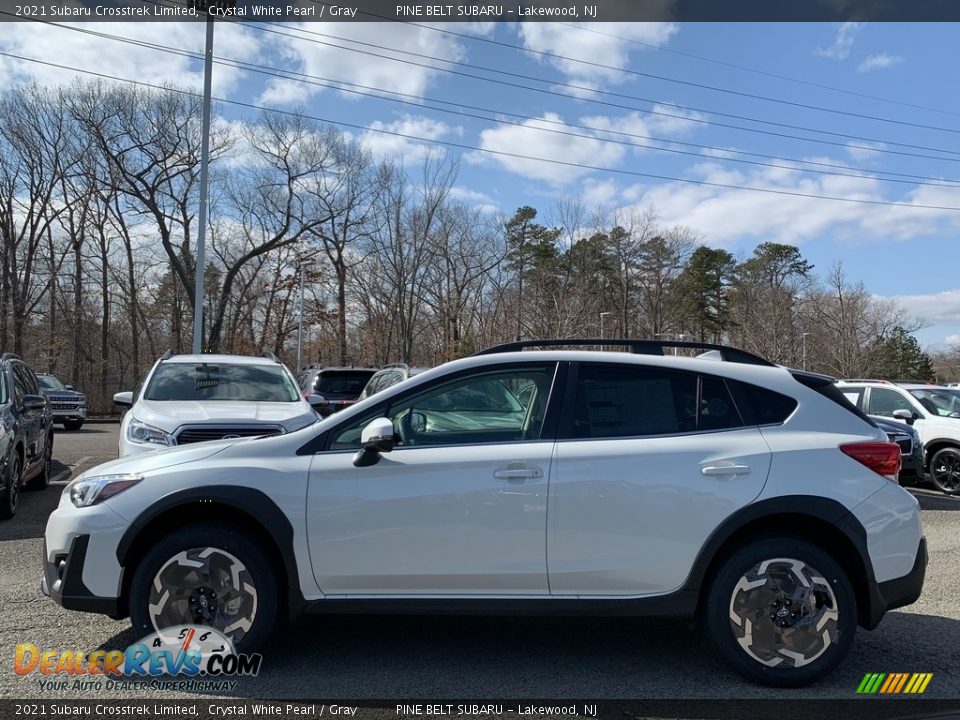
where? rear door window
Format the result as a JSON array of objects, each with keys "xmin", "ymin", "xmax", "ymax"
[{"xmin": 564, "ymin": 364, "xmax": 744, "ymax": 439}]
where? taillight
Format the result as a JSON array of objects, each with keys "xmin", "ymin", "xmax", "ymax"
[{"xmin": 840, "ymin": 442, "xmax": 901, "ymax": 480}]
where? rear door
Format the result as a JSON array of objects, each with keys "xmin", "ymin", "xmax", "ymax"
[{"xmin": 547, "ymin": 362, "xmax": 772, "ymax": 596}]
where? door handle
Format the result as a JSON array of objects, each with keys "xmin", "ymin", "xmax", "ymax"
[
  {"xmin": 494, "ymin": 467, "xmax": 543, "ymax": 483},
  {"xmin": 701, "ymin": 464, "xmax": 751, "ymax": 477}
]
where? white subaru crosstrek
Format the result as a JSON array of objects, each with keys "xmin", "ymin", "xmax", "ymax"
[
  {"xmin": 113, "ymin": 352, "xmax": 319, "ymax": 457},
  {"xmin": 43, "ymin": 340, "xmax": 926, "ymax": 686}
]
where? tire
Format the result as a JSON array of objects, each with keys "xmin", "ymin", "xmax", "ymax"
[
  {"xmin": 704, "ymin": 536, "xmax": 857, "ymax": 687},
  {"xmin": 929, "ymin": 447, "xmax": 960, "ymax": 495},
  {"xmin": 128, "ymin": 524, "xmax": 280, "ymax": 654},
  {"xmin": 62, "ymin": 421, "xmax": 84, "ymax": 431},
  {"xmin": 0, "ymin": 454, "xmax": 22, "ymax": 521},
  {"xmin": 26, "ymin": 435, "xmax": 52, "ymax": 490}
]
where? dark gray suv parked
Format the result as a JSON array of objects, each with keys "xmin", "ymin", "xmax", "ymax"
[
  {"xmin": 36, "ymin": 374, "xmax": 87, "ymax": 430},
  {"xmin": 0, "ymin": 354, "xmax": 54, "ymax": 519}
]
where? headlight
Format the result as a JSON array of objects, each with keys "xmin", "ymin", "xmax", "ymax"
[
  {"xmin": 67, "ymin": 473, "xmax": 143, "ymax": 507},
  {"xmin": 127, "ymin": 417, "xmax": 174, "ymax": 447}
]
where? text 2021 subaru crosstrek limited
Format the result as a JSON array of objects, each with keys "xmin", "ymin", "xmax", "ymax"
[{"xmin": 42, "ymin": 340, "xmax": 925, "ymax": 686}]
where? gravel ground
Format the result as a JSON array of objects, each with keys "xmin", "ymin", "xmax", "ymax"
[{"xmin": 1, "ymin": 424, "xmax": 958, "ymax": 704}]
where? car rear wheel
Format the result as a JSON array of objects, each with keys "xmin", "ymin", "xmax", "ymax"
[
  {"xmin": 0, "ymin": 454, "xmax": 22, "ymax": 520},
  {"xmin": 128, "ymin": 524, "xmax": 280, "ymax": 653},
  {"xmin": 704, "ymin": 536, "xmax": 856, "ymax": 687},
  {"xmin": 929, "ymin": 447, "xmax": 960, "ymax": 495},
  {"xmin": 62, "ymin": 421, "xmax": 84, "ymax": 431}
]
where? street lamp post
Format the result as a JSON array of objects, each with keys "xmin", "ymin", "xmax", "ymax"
[
  {"xmin": 802, "ymin": 332, "xmax": 811, "ymax": 370},
  {"xmin": 189, "ymin": 0, "xmax": 235, "ymax": 354},
  {"xmin": 297, "ymin": 260, "xmax": 314, "ymax": 374}
]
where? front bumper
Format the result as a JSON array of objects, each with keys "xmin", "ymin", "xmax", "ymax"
[
  {"xmin": 899, "ymin": 452, "xmax": 924, "ymax": 479},
  {"xmin": 52, "ymin": 407, "xmax": 87, "ymax": 422},
  {"xmin": 41, "ymin": 535, "xmax": 122, "ymax": 616},
  {"xmin": 42, "ymin": 495, "xmax": 130, "ymax": 617}
]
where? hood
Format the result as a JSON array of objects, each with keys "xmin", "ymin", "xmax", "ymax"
[
  {"xmin": 133, "ymin": 399, "xmax": 316, "ymax": 432},
  {"xmin": 77, "ymin": 439, "xmax": 236, "ymax": 479}
]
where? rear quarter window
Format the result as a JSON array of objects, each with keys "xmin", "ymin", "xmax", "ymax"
[{"xmin": 736, "ymin": 382, "xmax": 799, "ymax": 425}]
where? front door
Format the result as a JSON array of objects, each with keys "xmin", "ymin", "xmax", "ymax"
[{"xmin": 306, "ymin": 362, "xmax": 560, "ymax": 596}]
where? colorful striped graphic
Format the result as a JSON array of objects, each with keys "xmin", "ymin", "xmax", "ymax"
[{"xmin": 856, "ymin": 672, "xmax": 933, "ymax": 694}]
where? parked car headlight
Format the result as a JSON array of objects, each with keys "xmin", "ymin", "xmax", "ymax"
[
  {"xmin": 127, "ymin": 418, "xmax": 175, "ymax": 447},
  {"xmin": 67, "ymin": 473, "xmax": 143, "ymax": 507}
]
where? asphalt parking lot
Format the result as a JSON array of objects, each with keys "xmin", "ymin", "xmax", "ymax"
[{"xmin": 1, "ymin": 424, "xmax": 959, "ymax": 702}]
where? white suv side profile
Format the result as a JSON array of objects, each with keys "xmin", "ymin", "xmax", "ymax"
[
  {"xmin": 44, "ymin": 340, "xmax": 926, "ymax": 687},
  {"xmin": 837, "ymin": 380, "xmax": 960, "ymax": 495},
  {"xmin": 113, "ymin": 352, "xmax": 318, "ymax": 457}
]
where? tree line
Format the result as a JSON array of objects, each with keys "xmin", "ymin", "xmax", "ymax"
[{"xmin": 0, "ymin": 81, "xmax": 941, "ymax": 413}]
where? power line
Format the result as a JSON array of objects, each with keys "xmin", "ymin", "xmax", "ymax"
[
  {"xmin": 233, "ymin": 20, "xmax": 960, "ymax": 161},
  {"xmin": 558, "ymin": 22, "xmax": 960, "ymax": 120},
  {"xmin": 26, "ymin": 17, "xmax": 960, "ymax": 189},
  {"xmin": 312, "ymin": 2, "xmax": 960, "ymax": 135},
  {"xmin": 3, "ymin": 49, "xmax": 960, "ymax": 213}
]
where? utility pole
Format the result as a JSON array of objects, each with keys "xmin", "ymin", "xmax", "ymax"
[{"xmin": 189, "ymin": 0, "xmax": 235, "ymax": 353}]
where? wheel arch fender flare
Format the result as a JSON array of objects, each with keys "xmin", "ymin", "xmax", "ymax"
[
  {"xmin": 116, "ymin": 485, "xmax": 305, "ymax": 618},
  {"xmin": 681, "ymin": 495, "xmax": 880, "ymax": 626}
]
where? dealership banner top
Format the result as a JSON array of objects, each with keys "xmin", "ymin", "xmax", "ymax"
[{"xmin": 3, "ymin": 0, "xmax": 960, "ymax": 22}]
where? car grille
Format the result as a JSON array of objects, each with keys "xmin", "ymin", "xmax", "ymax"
[
  {"xmin": 174, "ymin": 425, "xmax": 284, "ymax": 445},
  {"xmin": 51, "ymin": 402, "xmax": 81, "ymax": 410},
  {"xmin": 886, "ymin": 432, "xmax": 913, "ymax": 457}
]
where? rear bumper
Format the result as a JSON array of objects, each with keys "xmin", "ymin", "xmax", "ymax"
[{"xmin": 875, "ymin": 537, "xmax": 927, "ymax": 614}]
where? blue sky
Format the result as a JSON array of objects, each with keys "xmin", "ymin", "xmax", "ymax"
[{"xmin": 2, "ymin": 20, "xmax": 959, "ymax": 348}]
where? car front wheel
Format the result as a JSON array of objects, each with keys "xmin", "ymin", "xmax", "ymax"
[
  {"xmin": 704, "ymin": 536, "xmax": 857, "ymax": 687},
  {"xmin": 128, "ymin": 524, "xmax": 280, "ymax": 653},
  {"xmin": 929, "ymin": 447, "xmax": 960, "ymax": 495}
]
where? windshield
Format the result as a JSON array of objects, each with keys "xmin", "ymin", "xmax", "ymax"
[
  {"xmin": 909, "ymin": 389, "xmax": 960, "ymax": 417},
  {"xmin": 37, "ymin": 375, "xmax": 66, "ymax": 391},
  {"xmin": 144, "ymin": 363, "xmax": 300, "ymax": 402},
  {"xmin": 316, "ymin": 371, "xmax": 375, "ymax": 398}
]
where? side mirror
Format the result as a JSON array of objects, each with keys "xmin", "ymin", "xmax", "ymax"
[
  {"xmin": 113, "ymin": 391, "xmax": 134, "ymax": 408},
  {"xmin": 892, "ymin": 409, "xmax": 915, "ymax": 425},
  {"xmin": 23, "ymin": 394, "xmax": 47, "ymax": 411},
  {"xmin": 306, "ymin": 393, "xmax": 329, "ymax": 411},
  {"xmin": 65, "ymin": 385, "xmax": 75, "ymax": 391},
  {"xmin": 353, "ymin": 417, "xmax": 395, "ymax": 467}
]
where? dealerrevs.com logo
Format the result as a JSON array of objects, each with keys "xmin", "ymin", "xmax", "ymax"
[{"xmin": 14, "ymin": 626, "xmax": 262, "ymax": 691}]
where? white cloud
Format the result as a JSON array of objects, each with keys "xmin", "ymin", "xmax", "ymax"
[
  {"xmin": 469, "ymin": 112, "xmax": 627, "ymax": 184},
  {"xmin": 359, "ymin": 115, "xmax": 461, "ymax": 163},
  {"xmin": 857, "ymin": 53, "xmax": 903, "ymax": 73},
  {"xmin": 874, "ymin": 290, "xmax": 960, "ymax": 326},
  {"xmin": 0, "ymin": 22, "xmax": 260, "ymax": 96},
  {"xmin": 256, "ymin": 22, "xmax": 468, "ymax": 106},
  {"xmin": 449, "ymin": 186, "xmax": 499, "ymax": 214},
  {"xmin": 846, "ymin": 141, "xmax": 888, "ymax": 161},
  {"xmin": 470, "ymin": 107, "xmax": 708, "ymax": 185},
  {"xmin": 814, "ymin": 22, "xmax": 863, "ymax": 60},
  {"xmin": 582, "ymin": 178, "xmax": 619, "ymax": 207},
  {"xmin": 515, "ymin": 23, "xmax": 678, "ymax": 95},
  {"xmin": 945, "ymin": 334, "xmax": 960, "ymax": 346},
  {"xmin": 620, "ymin": 161, "xmax": 960, "ymax": 247}
]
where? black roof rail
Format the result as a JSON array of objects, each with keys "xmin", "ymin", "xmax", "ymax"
[
  {"xmin": 0, "ymin": 353, "xmax": 19, "ymax": 362},
  {"xmin": 472, "ymin": 338, "xmax": 776, "ymax": 367}
]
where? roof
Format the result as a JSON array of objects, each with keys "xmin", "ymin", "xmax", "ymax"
[{"xmin": 161, "ymin": 354, "xmax": 280, "ymax": 366}]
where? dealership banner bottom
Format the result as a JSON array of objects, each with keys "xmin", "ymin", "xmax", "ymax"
[{"xmin": 4, "ymin": 700, "xmax": 960, "ymax": 720}]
